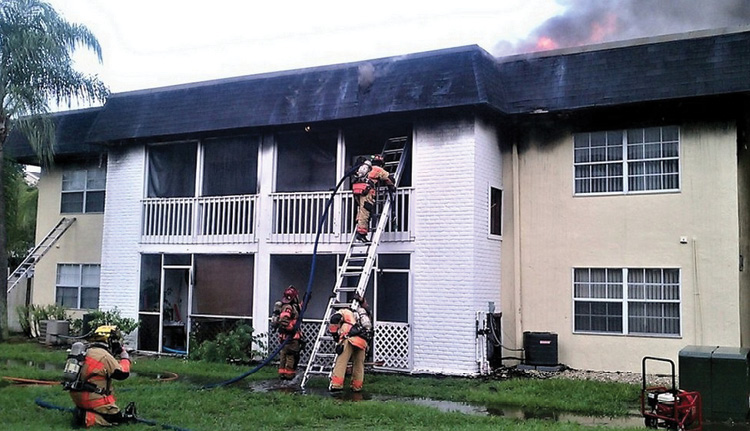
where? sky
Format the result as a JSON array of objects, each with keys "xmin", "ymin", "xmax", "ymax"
[
  {"xmin": 45, "ymin": 0, "xmax": 564, "ymax": 94},
  {"xmin": 44, "ymin": 0, "xmax": 750, "ymax": 97}
]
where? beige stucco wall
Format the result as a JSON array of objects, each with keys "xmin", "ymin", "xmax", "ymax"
[
  {"xmin": 504, "ymin": 121, "xmax": 740, "ymax": 373},
  {"xmin": 738, "ymin": 111, "xmax": 750, "ymax": 348},
  {"xmin": 31, "ymin": 163, "xmax": 104, "ymax": 313}
]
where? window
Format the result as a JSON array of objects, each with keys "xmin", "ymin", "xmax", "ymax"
[
  {"xmin": 56, "ymin": 264, "xmax": 100, "ymax": 309},
  {"xmin": 489, "ymin": 186, "xmax": 502, "ymax": 237},
  {"xmin": 275, "ymin": 130, "xmax": 337, "ymax": 192},
  {"xmin": 202, "ymin": 136, "xmax": 259, "ymax": 196},
  {"xmin": 573, "ymin": 267, "xmax": 680, "ymax": 336},
  {"xmin": 574, "ymin": 126, "xmax": 679, "ymax": 194},
  {"xmin": 61, "ymin": 167, "xmax": 106, "ymax": 213},
  {"xmin": 147, "ymin": 142, "xmax": 197, "ymax": 198}
]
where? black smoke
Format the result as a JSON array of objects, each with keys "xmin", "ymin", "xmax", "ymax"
[{"xmin": 495, "ymin": 0, "xmax": 750, "ymax": 56}]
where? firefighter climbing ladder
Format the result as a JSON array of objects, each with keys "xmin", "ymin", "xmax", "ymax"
[
  {"xmin": 6, "ymin": 217, "xmax": 76, "ymax": 293},
  {"xmin": 301, "ymin": 136, "xmax": 409, "ymax": 389}
]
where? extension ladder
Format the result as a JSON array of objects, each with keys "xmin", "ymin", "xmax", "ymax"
[
  {"xmin": 300, "ymin": 136, "xmax": 409, "ymax": 389},
  {"xmin": 7, "ymin": 217, "xmax": 76, "ymax": 293}
]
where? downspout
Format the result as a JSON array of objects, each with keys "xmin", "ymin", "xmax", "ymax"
[
  {"xmin": 692, "ymin": 237, "xmax": 703, "ymax": 345},
  {"xmin": 513, "ymin": 141, "xmax": 523, "ymax": 349}
]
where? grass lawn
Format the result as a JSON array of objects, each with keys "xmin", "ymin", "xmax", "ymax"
[{"xmin": 0, "ymin": 340, "xmax": 646, "ymax": 431}]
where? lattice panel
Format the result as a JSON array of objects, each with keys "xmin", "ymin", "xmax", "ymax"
[
  {"xmin": 373, "ymin": 322, "xmax": 410, "ymax": 370},
  {"xmin": 268, "ymin": 321, "xmax": 412, "ymax": 371},
  {"xmin": 266, "ymin": 321, "xmax": 331, "ymax": 366}
]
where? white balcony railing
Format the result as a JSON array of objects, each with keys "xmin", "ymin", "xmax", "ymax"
[
  {"xmin": 141, "ymin": 188, "xmax": 413, "ymax": 245},
  {"xmin": 269, "ymin": 188, "xmax": 413, "ymax": 244},
  {"xmin": 142, "ymin": 195, "xmax": 257, "ymax": 244}
]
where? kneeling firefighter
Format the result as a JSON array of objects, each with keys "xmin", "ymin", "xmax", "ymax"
[
  {"xmin": 63, "ymin": 325, "xmax": 137, "ymax": 427},
  {"xmin": 328, "ymin": 296, "xmax": 372, "ymax": 392}
]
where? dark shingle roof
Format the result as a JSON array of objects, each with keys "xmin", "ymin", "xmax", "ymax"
[
  {"xmin": 8, "ymin": 28, "xmax": 750, "ymax": 158},
  {"xmin": 498, "ymin": 29, "xmax": 750, "ymax": 113},
  {"xmin": 5, "ymin": 107, "xmax": 103, "ymax": 163},
  {"xmin": 86, "ymin": 46, "xmax": 498, "ymax": 142}
]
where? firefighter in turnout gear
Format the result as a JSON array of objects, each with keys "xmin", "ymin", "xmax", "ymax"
[
  {"xmin": 352, "ymin": 154, "xmax": 395, "ymax": 242},
  {"xmin": 328, "ymin": 296, "xmax": 372, "ymax": 392},
  {"xmin": 276, "ymin": 285, "xmax": 304, "ymax": 379},
  {"xmin": 68, "ymin": 325, "xmax": 137, "ymax": 427}
]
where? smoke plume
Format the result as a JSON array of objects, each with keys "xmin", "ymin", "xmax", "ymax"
[{"xmin": 495, "ymin": 0, "xmax": 750, "ymax": 56}]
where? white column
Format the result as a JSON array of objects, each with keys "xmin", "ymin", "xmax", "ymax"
[{"xmin": 253, "ymin": 133, "xmax": 275, "ymax": 336}]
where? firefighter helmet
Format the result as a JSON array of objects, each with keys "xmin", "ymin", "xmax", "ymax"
[
  {"xmin": 282, "ymin": 285, "xmax": 299, "ymax": 303},
  {"xmin": 371, "ymin": 154, "xmax": 384, "ymax": 166},
  {"xmin": 90, "ymin": 325, "xmax": 120, "ymax": 343}
]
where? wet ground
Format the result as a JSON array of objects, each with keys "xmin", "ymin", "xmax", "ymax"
[
  {"xmin": 246, "ymin": 379, "xmax": 750, "ymax": 430},
  {"xmin": 5, "ymin": 358, "xmax": 750, "ymax": 430}
]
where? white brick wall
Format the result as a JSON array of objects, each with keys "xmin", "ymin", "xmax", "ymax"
[
  {"xmin": 411, "ymin": 115, "xmax": 502, "ymax": 375},
  {"xmin": 100, "ymin": 146, "xmax": 145, "ymax": 321}
]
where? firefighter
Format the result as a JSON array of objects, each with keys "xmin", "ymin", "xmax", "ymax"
[
  {"xmin": 276, "ymin": 285, "xmax": 304, "ymax": 380},
  {"xmin": 69, "ymin": 325, "xmax": 136, "ymax": 428},
  {"xmin": 352, "ymin": 154, "xmax": 395, "ymax": 242},
  {"xmin": 328, "ymin": 295, "xmax": 372, "ymax": 392}
]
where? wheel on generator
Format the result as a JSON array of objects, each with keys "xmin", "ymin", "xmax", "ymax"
[{"xmin": 645, "ymin": 416, "xmax": 658, "ymax": 428}]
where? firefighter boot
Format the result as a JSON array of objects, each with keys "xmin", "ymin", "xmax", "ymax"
[
  {"xmin": 72, "ymin": 407, "xmax": 86, "ymax": 428},
  {"xmin": 355, "ymin": 232, "xmax": 370, "ymax": 243},
  {"xmin": 122, "ymin": 402, "xmax": 138, "ymax": 423}
]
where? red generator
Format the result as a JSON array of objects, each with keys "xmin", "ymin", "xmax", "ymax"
[{"xmin": 641, "ymin": 356, "xmax": 703, "ymax": 431}]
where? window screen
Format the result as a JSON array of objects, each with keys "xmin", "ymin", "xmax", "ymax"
[
  {"xmin": 275, "ymin": 130, "xmax": 337, "ymax": 192},
  {"xmin": 202, "ymin": 136, "xmax": 259, "ymax": 196},
  {"xmin": 147, "ymin": 142, "xmax": 197, "ymax": 198},
  {"xmin": 192, "ymin": 254, "xmax": 254, "ymax": 316}
]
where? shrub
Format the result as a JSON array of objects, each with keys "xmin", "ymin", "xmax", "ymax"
[
  {"xmin": 190, "ymin": 323, "xmax": 265, "ymax": 364},
  {"xmin": 80, "ymin": 307, "xmax": 139, "ymax": 335},
  {"xmin": 16, "ymin": 304, "xmax": 68, "ymax": 338}
]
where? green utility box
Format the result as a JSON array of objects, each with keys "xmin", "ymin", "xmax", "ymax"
[{"xmin": 679, "ymin": 345, "xmax": 750, "ymax": 422}]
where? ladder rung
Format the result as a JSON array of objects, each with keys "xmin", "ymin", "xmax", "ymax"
[{"xmin": 303, "ymin": 138, "xmax": 407, "ymax": 390}]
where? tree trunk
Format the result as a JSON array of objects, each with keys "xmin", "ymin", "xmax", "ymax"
[{"xmin": 0, "ymin": 139, "xmax": 8, "ymax": 341}]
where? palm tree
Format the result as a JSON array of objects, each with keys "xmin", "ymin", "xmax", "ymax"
[{"xmin": 0, "ymin": 0, "xmax": 108, "ymax": 340}]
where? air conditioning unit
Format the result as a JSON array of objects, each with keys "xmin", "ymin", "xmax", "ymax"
[
  {"xmin": 523, "ymin": 331, "xmax": 558, "ymax": 366},
  {"xmin": 38, "ymin": 319, "xmax": 70, "ymax": 345}
]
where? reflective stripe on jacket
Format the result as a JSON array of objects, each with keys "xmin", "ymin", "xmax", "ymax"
[
  {"xmin": 278, "ymin": 303, "xmax": 302, "ymax": 340},
  {"xmin": 330, "ymin": 308, "xmax": 367, "ymax": 350},
  {"xmin": 69, "ymin": 346, "xmax": 128, "ymax": 410}
]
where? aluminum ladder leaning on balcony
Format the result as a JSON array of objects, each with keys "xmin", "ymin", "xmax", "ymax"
[
  {"xmin": 300, "ymin": 136, "xmax": 409, "ymax": 390},
  {"xmin": 7, "ymin": 217, "xmax": 76, "ymax": 293}
]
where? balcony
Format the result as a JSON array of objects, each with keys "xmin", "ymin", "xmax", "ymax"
[
  {"xmin": 141, "ymin": 188, "xmax": 413, "ymax": 245},
  {"xmin": 142, "ymin": 195, "xmax": 257, "ymax": 244}
]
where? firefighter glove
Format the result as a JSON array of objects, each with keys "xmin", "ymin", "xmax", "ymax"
[
  {"xmin": 111, "ymin": 340, "xmax": 123, "ymax": 356},
  {"xmin": 335, "ymin": 343, "xmax": 344, "ymax": 355}
]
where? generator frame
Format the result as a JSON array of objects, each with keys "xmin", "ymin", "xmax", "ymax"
[{"xmin": 640, "ymin": 356, "xmax": 703, "ymax": 431}]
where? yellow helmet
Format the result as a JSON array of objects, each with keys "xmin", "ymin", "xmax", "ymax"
[{"xmin": 90, "ymin": 325, "xmax": 120, "ymax": 343}]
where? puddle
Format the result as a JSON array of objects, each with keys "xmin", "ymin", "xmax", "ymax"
[
  {"xmin": 5, "ymin": 358, "xmax": 749, "ymax": 430},
  {"xmin": 253, "ymin": 381, "xmax": 750, "ymax": 430},
  {"xmin": 5, "ymin": 359, "xmax": 61, "ymax": 371}
]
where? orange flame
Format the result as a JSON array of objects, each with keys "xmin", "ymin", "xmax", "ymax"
[
  {"xmin": 536, "ymin": 36, "xmax": 558, "ymax": 51},
  {"xmin": 589, "ymin": 13, "xmax": 618, "ymax": 43}
]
